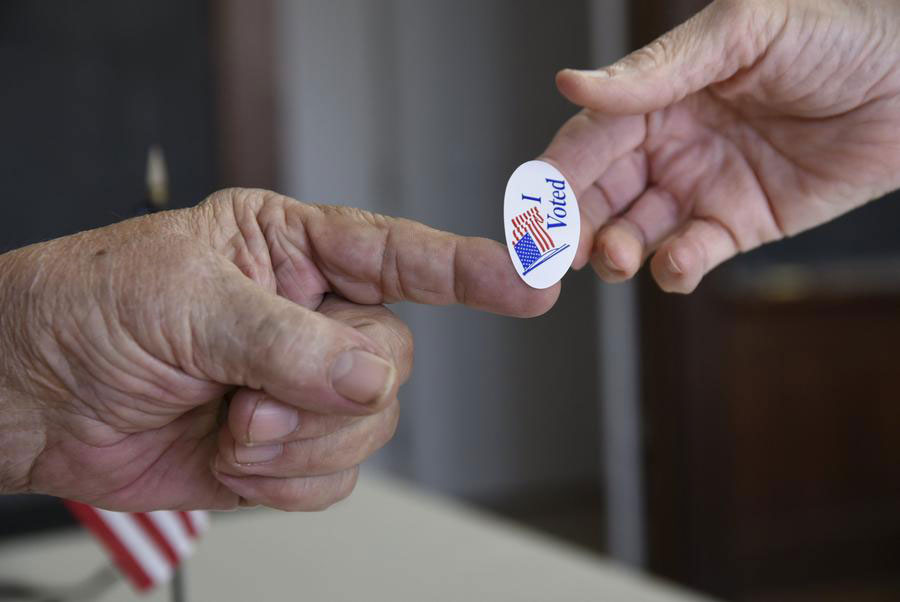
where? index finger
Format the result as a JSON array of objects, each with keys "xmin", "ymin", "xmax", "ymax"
[
  {"xmin": 539, "ymin": 109, "xmax": 646, "ymax": 196},
  {"xmin": 297, "ymin": 204, "xmax": 560, "ymax": 317},
  {"xmin": 539, "ymin": 110, "xmax": 648, "ymax": 269}
]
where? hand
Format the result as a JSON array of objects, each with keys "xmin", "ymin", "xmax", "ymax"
[
  {"xmin": 542, "ymin": 0, "xmax": 900, "ymax": 293},
  {"xmin": 0, "ymin": 188, "xmax": 557, "ymax": 511}
]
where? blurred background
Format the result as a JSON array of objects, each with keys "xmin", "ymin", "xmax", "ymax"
[{"xmin": 1, "ymin": 1, "xmax": 899, "ymax": 601}]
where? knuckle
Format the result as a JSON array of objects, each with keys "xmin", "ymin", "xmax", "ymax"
[
  {"xmin": 194, "ymin": 188, "xmax": 245, "ymax": 227},
  {"xmin": 204, "ymin": 187, "xmax": 272, "ymax": 213},
  {"xmin": 714, "ymin": 0, "xmax": 746, "ymax": 13},
  {"xmin": 647, "ymin": 36, "xmax": 673, "ymax": 66},
  {"xmin": 623, "ymin": 32, "xmax": 675, "ymax": 72},
  {"xmin": 711, "ymin": 0, "xmax": 780, "ymax": 59},
  {"xmin": 712, "ymin": 0, "xmax": 762, "ymax": 21},
  {"xmin": 319, "ymin": 204, "xmax": 387, "ymax": 229},
  {"xmin": 192, "ymin": 187, "xmax": 284, "ymax": 244}
]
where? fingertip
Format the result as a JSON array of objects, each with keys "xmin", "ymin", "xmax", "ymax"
[
  {"xmin": 494, "ymin": 277, "xmax": 561, "ymax": 318},
  {"xmin": 591, "ymin": 228, "xmax": 643, "ymax": 282},
  {"xmin": 555, "ymin": 68, "xmax": 600, "ymax": 107},
  {"xmin": 455, "ymin": 237, "xmax": 561, "ymax": 317},
  {"xmin": 555, "ymin": 68, "xmax": 578, "ymax": 92},
  {"xmin": 650, "ymin": 245, "xmax": 701, "ymax": 294},
  {"xmin": 590, "ymin": 254, "xmax": 631, "ymax": 283},
  {"xmin": 518, "ymin": 283, "xmax": 561, "ymax": 318}
]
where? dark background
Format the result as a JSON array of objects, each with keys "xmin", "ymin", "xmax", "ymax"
[
  {"xmin": 632, "ymin": 2, "xmax": 900, "ymax": 601},
  {"xmin": 0, "ymin": 2, "xmax": 216, "ymax": 253}
]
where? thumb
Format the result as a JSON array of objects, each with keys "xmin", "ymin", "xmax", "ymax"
[
  {"xmin": 195, "ymin": 263, "xmax": 396, "ymax": 416},
  {"xmin": 556, "ymin": 0, "xmax": 781, "ymax": 115}
]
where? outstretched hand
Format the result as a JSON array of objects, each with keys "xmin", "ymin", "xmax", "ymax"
[{"xmin": 543, "ymin": 0, "xmax": 900, "ymax": 292}]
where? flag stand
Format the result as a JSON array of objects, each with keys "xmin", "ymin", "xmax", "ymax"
[
  {"xmin": 171, "ymin": 567, "xmax": 186, "ymax": 602},
  {"xmin": 0, "ymin": 564, "xmax": 119, "ymax": 601},
  {"xmin": 0, "ymin": 563, "xmax": 188, "ymax": 601}
]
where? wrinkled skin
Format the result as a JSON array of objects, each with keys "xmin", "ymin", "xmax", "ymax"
[
  {"xmin": 543, "ymin": 0, "xmax": 900, "ymax": 292},
  {"xmin": 0, "ymin": 189, "xmax": 557, "ymax": 511}
]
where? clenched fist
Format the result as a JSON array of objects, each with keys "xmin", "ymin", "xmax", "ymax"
[{"xmin": 0, "ymin": 189, "xmax": 557, "ymax": 511}]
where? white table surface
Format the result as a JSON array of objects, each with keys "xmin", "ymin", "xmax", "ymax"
[{"xmin": 0, "ymin": 474, "xmax": 715, "ymax": 601}]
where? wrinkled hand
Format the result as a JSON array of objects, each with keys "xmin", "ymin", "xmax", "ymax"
[
  {"xmin": 0, "ymin": 189, "xmax": 557, "ymax": 511},
  {"xmin": 543, "ymin": 0, "xmax": 900, "ymax": 292}
]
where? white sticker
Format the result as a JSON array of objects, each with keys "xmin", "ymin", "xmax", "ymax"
[{"xmin": 503, "ymin": 160, "xmax": 580, "ymax": 289}]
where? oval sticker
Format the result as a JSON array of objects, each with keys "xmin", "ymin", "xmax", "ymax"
[{"xmin": 503, "ymin": 160, "xmax": 580, "ymax": 289}]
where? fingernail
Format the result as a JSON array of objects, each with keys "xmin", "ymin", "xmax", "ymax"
[
  {"xmin": 234, "ymin": 443, "xmax": 282, "ymax": 465},
  {"xmin": 667, "ymin": 251, "xmax": 683, "ymax": 274},
  {"xmin": 248, "ymin": 399, "xmax": 299, "ymax": 444},
  {"xmin": 603, "ymin": 248, "xmax": 621, "ymax": 272},
  {"xmin": 331, "ymin": 350, "xmax": 394, "ymax": 405}
]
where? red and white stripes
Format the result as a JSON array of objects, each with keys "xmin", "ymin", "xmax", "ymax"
[
  {"xmin": 65, "ymin": 501, "xmax": 209, "ymax": 591},
  {"xmin": 511, "ymin": 206, "xmax": 555, "ymax": 253}
]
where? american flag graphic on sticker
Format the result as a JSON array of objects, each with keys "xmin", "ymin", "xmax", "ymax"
[{"xmin": 503, "ymin": 160, "xmax": 580, "ymax": 289}]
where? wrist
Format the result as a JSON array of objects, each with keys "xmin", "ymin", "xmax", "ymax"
[{"xmin": 0, "ymin": 248, "xmax": 48, "ymax": 494}]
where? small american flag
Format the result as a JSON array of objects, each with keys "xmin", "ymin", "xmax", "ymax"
[
  {"xmin": 65, "ymin": 501, "xmax": 209, "ymax": 592},
  {"xmin": 510, "ymin": 206, "xmax": 571, "ymax": 275},
  {"xmin": 511, "ymin": 206, "xmax": 555, "ymax": 253}
]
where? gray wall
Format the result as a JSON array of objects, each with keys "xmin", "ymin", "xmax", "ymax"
[{"xmin": 275, "ymin": 0, "xmax": 602, "ymax": 500}]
